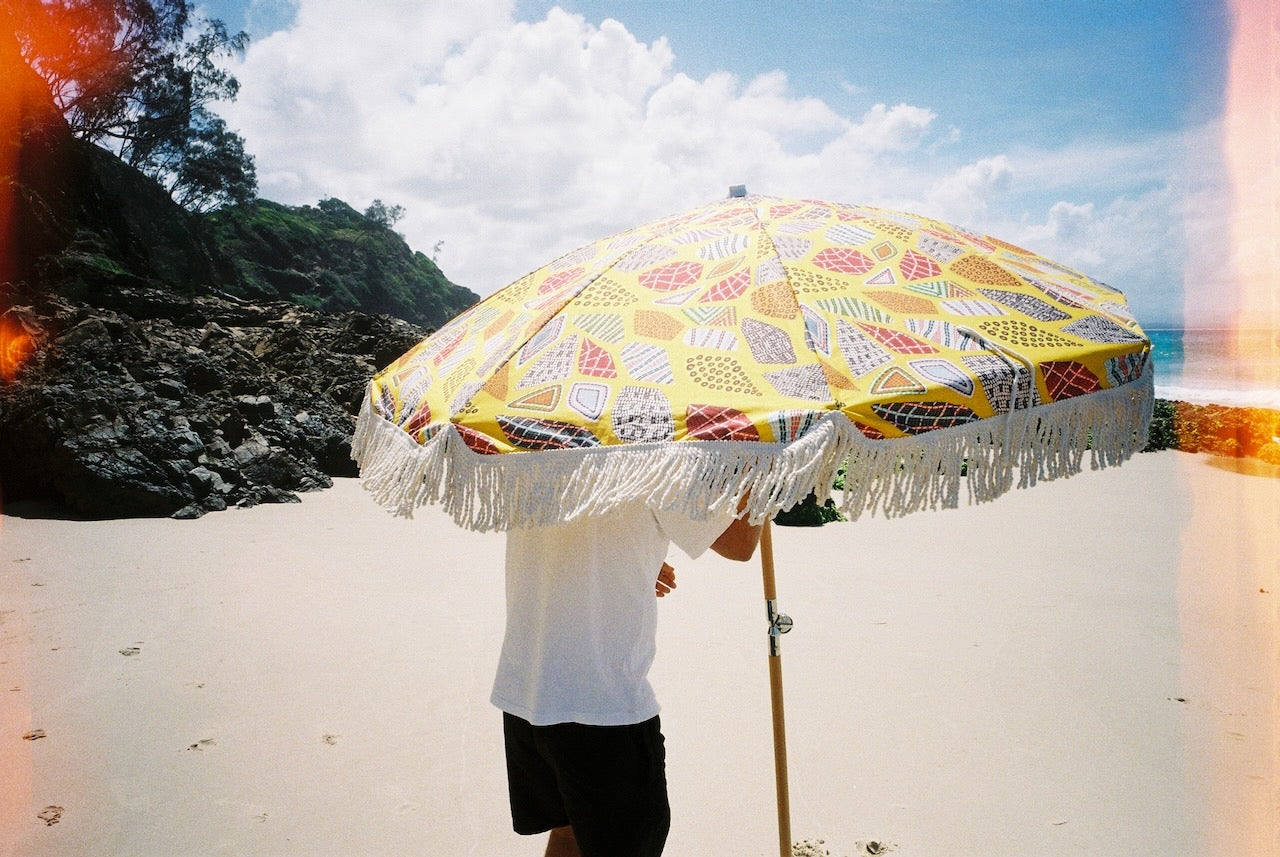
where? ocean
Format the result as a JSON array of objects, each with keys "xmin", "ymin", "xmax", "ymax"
[{"xmin": 1148, "ymin": 327, "xmax": 1280, "ymax": 409}]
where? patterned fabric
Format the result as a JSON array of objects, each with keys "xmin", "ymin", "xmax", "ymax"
[{"xmin": 368, "ymin": 196, "xmax": 1150, "ymax": 454}]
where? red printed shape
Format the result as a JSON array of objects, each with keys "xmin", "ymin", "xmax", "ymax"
[
  {"xmin": 638, "ymin": 261, "xmax": 705, "ymax": 292},
  {"xmin": 899, "ymin": 249, "xmax": 942, "ymax": 281},
  {"xmin": 685, "ymin": 404, "xmax": 761, "ymax": 441},
  {"xmin": 812, "ymin": 247, "xmax": 875, "ymax": 275}
]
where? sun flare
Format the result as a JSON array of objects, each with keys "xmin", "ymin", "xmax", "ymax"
[{"xmin": 0, "ymin": 315, "xmax": 36, "ymax": 383}]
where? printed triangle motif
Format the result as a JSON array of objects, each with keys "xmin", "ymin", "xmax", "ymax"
[
  {"xmin": 865, "ymin": 268, "xmax": 897, "ymax": 286},
  {"xmin": 508, "ymin": 385, "xmax": 562, "ymax": 412},
  {"xmin": 819, "ymin": 357, "xmax": 857, "ymax": 391},
  {"xmin": 869, "ymin": 366, "xmax": 926, "ymax": 395}
]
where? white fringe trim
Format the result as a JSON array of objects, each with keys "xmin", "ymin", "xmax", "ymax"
[{"xmin": 352, "ymin": 361, "xmax": 1155, "ymax": 532}]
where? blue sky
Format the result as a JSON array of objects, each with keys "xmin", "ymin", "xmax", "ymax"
[
  {"xmin": 197, "ymin": 1, "xmax": 1237, "ymax": 326},
  {"xmin": 527, "ymin": 1, "xmax": 1228, "ymax": 136}
]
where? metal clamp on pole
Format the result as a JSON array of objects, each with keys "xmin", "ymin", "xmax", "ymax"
[{"xmin": 766, "ymin": 599, "xmax": 793, "ymax": 657}]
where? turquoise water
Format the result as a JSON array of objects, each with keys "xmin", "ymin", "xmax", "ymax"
[
  {"xmin": 1146, "ymin": 327, "xmax": 1280, "ymax": 408},
  {"xmin": 1147, "ymin": 329, "xmax": 1184, "ymax": 385}
]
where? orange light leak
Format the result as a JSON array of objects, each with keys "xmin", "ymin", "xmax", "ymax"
[
  {"xmin": 0, "ymin": 316, "xmax": 36, "ymax": 383},
  {"xmin": 1224, "ymin": 0, "xmax": 1280, "ymax": 422},
  {"xmin": 3, "ymin": 3, "xmax": 98, "ymax": 379},
  {"xmin": 1190, "ymin": 3, "xmax": 1280, "ymax": 855},
  {"xmin": 1, "ymin": 17, "xmax": 22, "ymax": 289}
]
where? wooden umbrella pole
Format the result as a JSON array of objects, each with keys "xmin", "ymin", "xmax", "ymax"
[{"xmin": 759, "ymin": 519, "xmax": 792, "ymax": 857}]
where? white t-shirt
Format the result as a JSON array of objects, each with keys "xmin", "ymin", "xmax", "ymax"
[{"xmin": 491, "ymin": 503, "xmax": 733, "ymax": 726}]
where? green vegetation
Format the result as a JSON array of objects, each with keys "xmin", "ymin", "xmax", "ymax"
[
  {"xmin": 5, "ymin": 2, "xmax": 478, "ymax": 330},
  {"xmin": 774, "ymin": 465, "xmax": 847, "ymax": 527},
  {"xmin": 1142, "ymin": 399, "xmax": 1178, "ymax": 452},
  {"xmin": 207, "ymin": 198, "xmax": 476, "ymax": 328},
  {"xmin": 773, "ymin": 492, "xmax": 845, "ymax": 527},
  {"xmin": 12, "ymin": 0, "xmax": 257, "ymax": 213}
]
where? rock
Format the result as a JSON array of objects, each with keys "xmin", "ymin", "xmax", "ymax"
[
  {"xmin": 167, "ymin": 428, "xmax": 205, "ymax": 457},
  {"xmin": 187, "ymin": 465, "xmax": 231, "ymax": 497},
  {"xmin": 172, "ymin": 503, "xmax": 207, "ymax": 520},
  {"xmin": 153, "ymin": 378, "xmax": 187, "ymax": 401},
  {"xmin": 201, "ymin": 494, "xmax": 228, "ymax": 512},
  {"xmin": 58, "ymin": 317, "xmax": 111, "ymax": 347},
  {"xmin": 234, "ymin": 394, "xmax": 275, "ymax": 423},
  {"xmin": 0, "ymin": 288, "xmax": 428, "ymax": 518},
  {"xmin": 232, "ymin": 438, "xmax": 271, "ymax": 466}
]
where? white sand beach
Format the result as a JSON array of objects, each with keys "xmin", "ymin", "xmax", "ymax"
[{"xmin": 1, "ymin": 449, "xmax": 1277, "ymax": 856}]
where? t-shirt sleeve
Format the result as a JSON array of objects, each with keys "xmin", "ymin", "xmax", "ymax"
[{"xmin": 652, "ymin": 506, "xmax": 736, "ymax": 560}]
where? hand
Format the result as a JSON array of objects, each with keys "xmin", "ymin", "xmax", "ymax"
[{"xmin": 655, "ymin": 562, "xmax": 677, "ymax": 598}]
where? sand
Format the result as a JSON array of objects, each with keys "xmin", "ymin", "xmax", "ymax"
[{"xmin": 1, "ymin": 450, "xmax": 1277, "ymax": 856}]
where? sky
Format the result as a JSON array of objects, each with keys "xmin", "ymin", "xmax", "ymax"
[{"xmin": 194, "ymin": 0, "xmax": 1243, "ymax": 327}]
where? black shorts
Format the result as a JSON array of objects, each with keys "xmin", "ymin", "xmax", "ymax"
[{"xmin": 502, "ymin": 712, "xmax": 670, "ymax": 857}]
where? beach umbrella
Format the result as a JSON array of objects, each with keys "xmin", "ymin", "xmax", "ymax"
[{"xmin": 353, "ymin": 192, "xmax": 1153, "ymax": 856}]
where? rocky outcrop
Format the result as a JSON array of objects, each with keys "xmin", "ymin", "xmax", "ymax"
[
  {"xmin": 0, "ymin": 286, "xmax": 427, "ymax": 518},
  {"xmin": 0, "ymin": 44, "xmax": 466, "ymax": 519},
  {"xmin": 0, "ymin": 42, "xmax": 483, "ymax": 518}
]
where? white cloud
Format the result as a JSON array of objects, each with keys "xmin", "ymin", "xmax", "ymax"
[
  {"xmin": 998, "ymin": 125, "xmax": 1229, "ymax": 326},
  {"xmin": 221, "ymin": 2, "xmax": 962, "ymax": 293},
  {"xmin": 218, "ymin": 0, "xmax": 1213, "ymax": 326},
  {"xmin": 922, "ymin": 155, "xmax": 1014, "ymax": 224},
  {"xmin": 840, "ymin": 102, "xmax": 937, "ymax": 154},
  {"xmin": 1015, "ymin": 192, "xmax": 1182, "ymax": 295}
]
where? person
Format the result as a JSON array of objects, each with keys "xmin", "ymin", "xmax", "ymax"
[{"xmin": 491, "ymin": 496, "xmax": 763, "ymax": 857}]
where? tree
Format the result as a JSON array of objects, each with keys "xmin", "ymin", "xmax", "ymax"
[
  {"xmin": 9, "ymin": 0, "xmax": 257, "ymax": 211},
  {"xmin": 170, "ymin": 111, "xmax": 256, "ymax": 213},
  {"xmin": 363, "ymin": 198, "xmax": 405, "ymax": 229}
]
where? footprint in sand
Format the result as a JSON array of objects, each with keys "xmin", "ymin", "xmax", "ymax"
[
  {"xmin": 119, "ymin": 645, "xmax": 141, "ymax": 657},
  {"xmin": 186, "ymin": 738, "xmax": 216, "ymax": 751},
  {"xmin": 23, "ymin": 729, "xmax": 46, "ymax": 741},
  {"xmin": 37, "ymin": 806, "xmax": 63, "ymax": 826},
  {"xmin": 321, "ymin": 734, "xmax": 339, "ymax": 745}
]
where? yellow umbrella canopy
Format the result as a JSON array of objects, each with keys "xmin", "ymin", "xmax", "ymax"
[{"xmin": 354, "ymin": 194, "xmax": 1153, "ymax": 530}]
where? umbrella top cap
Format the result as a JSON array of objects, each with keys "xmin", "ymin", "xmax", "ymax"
[{"xmin": 728, "ymin": 184, "xmax": 748, "ymax": 198}]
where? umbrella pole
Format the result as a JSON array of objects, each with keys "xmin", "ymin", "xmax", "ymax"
[{"xmin": 760, "ymin": 519, "xmax": 792, "ymax": 857}]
